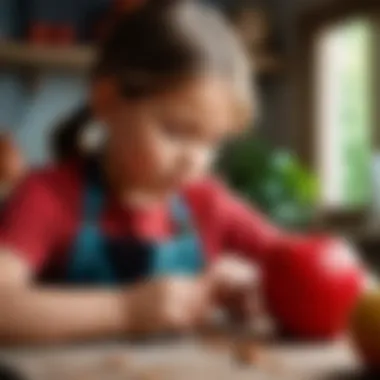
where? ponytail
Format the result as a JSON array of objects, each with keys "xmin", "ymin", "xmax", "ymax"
[{"xmin": 50, "ymin": 105, "xmax": 91, "ymax": 162}]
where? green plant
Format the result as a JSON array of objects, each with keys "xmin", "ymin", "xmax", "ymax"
[{"xmin": 217, "ymin": 137, "xmax": 319, "ymax": 229}]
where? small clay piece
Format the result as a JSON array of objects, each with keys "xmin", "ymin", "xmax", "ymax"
[{"xmin": 233, "ymin": 340, "xmax": 261, "ymax": 365}]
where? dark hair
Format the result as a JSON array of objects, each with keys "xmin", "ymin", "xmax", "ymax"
[
  {"xmin": 51, "ymin": 106, "xmax": 91, "ymax": 162},
  {"xmin": 51, "ymin": 0, "xmax": 253, "ymax": 162}
]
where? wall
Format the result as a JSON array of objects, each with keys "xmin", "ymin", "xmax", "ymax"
[
  {"xmin": 0, "ymin": 71, "xmax": 88, "ymax": 165},
  {"xmin": 15, "ymin": 73, "xmax": 88, "ymax": 164}
]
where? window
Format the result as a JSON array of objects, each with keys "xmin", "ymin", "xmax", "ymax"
[{"xmin": 315, "ymin": 18, "xmax": 373, "ymax": 211}]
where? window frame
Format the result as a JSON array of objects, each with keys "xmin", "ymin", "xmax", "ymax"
[{"xmin": 295, "ymin": 0, "xmax": 380, "ymax": 228}]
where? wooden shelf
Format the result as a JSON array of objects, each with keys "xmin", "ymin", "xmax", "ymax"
[
  {"xmin": 0, "ymin": 42, "xmax": 96, "ymax": 71},
  {"xmin": 0, "ymin": 41, "xmax": 282, "ymax": 75}
]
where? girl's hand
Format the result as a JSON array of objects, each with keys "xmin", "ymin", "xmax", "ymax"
[
  {"xmin": 209, "ymin": 255, "xmax": 262, "ymax": 322},
  {"xmin": 124, "ymin": 256, "xmax": 260, "ymax": 336},
  {"xmin": 125, "ymin": 276, "xmax": 213, "ymax": 335}
]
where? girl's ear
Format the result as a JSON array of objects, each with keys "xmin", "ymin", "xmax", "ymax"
[
  {"xmin": 90, "ymin": 77, "xmax": 121, "ymax": 122},
  {"xmin": 79, "ymin": 121, "xmax": 106, "ymax": 154}
]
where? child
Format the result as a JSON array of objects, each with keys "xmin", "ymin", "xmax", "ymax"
[{"xmin": 0, "ymin": 1, "xmax": 363, "ymax": 344}]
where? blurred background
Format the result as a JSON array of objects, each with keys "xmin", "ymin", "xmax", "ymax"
[{"xmin": 0, "ymin": 0, "xmax": 379, "ymax": 266}]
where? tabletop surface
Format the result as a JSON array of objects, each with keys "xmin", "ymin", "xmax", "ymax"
[{"xmin": 0, "ymin": 338, "xmax": 368, "ymax": 380}]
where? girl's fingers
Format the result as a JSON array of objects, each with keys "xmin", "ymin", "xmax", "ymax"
[
  {"xmin": 209, "ymin": 256, "xmax": 261, "ymax": 292},
  {"xmin": 205, "ymin": 256, "xmax": 264, "ymax": 323},
  {"xmin": 163, "ymin": 277, "xmax": 215, "ymax": 331},
  {"xmin": 177, "ymin": 277, "xmax": 215, "ymax": 329},
  {"xmin": 161, "ymin": 271, "xmax": 259, "ymax": 333}
]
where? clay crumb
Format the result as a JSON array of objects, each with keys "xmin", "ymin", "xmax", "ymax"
[{"xmin": 233, "ymin": 341, "xmax": 262, "ymax": 365}]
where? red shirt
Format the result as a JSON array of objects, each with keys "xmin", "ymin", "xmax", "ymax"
[{"xmin": 0, "ymin": 160, "xmax": 282, "ymax": 280}]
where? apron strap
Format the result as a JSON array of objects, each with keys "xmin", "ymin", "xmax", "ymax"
[
  {"xmin": 82, "ymin": 159, "xmax": 104, "ymax": 222},
  {"xmin": 82, "ymin": 182, "xmax": 103, "ymax": 222},
  {"xmin": 68, "ymin": 162, "xmax": 116, "ymax": 285}
]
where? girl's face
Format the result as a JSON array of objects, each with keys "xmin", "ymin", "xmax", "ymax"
[{"xmin": 92, "ymin": 76, "xmax": 236, "ymax": 193}]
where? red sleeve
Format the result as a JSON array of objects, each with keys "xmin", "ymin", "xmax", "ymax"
[
  {"xmin": 0, "ymin": 173, "xmax": 60, "ymax": 271},
  {"xmin": 214, "ymin": 182, "xmax": 284, "ymax": 264}
]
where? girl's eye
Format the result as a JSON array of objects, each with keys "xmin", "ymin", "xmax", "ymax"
[{"xmin": 159, "ymin": 119, "xmax": 227, "ymax": 146}]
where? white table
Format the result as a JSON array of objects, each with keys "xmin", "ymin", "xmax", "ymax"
[{"xmin": 0, "ymin": 338, "xmax": 364, "ymax": 380}]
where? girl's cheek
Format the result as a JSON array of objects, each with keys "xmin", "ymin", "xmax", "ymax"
[
  {"xmin": 121, "ymin": 132, "xmax": 173, "ymax": 182},
  {"xmin": 146, "ymin": 131, "xmax": 179, "ymax": 166},
  {"xmin": 149, "ymin": 141, "xmax": 180, "ymax": 180}
]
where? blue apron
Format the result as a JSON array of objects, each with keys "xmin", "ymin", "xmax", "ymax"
[{"xmin": 66, "ymin": 165, "xmax": 204, "ymax": 285}]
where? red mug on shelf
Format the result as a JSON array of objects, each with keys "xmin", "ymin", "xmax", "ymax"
[
  {"xmin": 52, "ymin": 25, "xmax": 76, "ymax": 46},
  {"xmin": 263, "ymin": 235, "xmax": 366, "ymax": 339},
  {"xmin": 29, "ymin": 24, "xmax": 76, "ymax": 46},
  {"xmin": 113, "ymin": 0, "xmax": 146, "ymax": 13},
  {"xmin": 29, "ymin": 23, "xmax": 52, "ymax": 45}
]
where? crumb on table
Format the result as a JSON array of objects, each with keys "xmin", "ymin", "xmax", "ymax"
[{"xmin": 233, "ymin": 341, "xmax": 262, "ymax": 365}]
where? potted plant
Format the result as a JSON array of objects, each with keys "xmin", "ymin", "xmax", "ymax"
[{"xmin": 217, "ymin": 137, "xmax": 319, "ymax": 230}]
